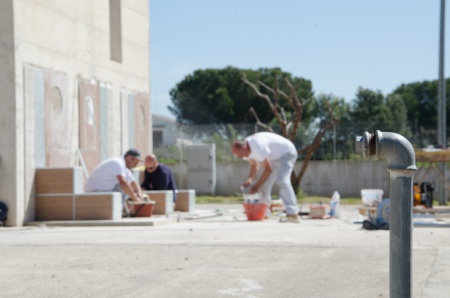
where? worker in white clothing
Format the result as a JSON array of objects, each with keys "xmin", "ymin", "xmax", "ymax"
[
  {"xmin": 232, "ymin": 132, "xmax": 300, "ymax": 223},
  {"xmin": 84, "ymin": 149, "xmax": 145, "ymax": 215}
]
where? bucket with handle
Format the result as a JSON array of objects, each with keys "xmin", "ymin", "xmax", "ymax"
[{"xmin": 241, "ymin": 187, "xmax": 266, "ymax": 221}]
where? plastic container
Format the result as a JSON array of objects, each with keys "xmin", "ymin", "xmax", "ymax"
[
  {"xmin": 243, "ymin": 203, "xmax": 267, "ymax": 221},
  {"xmin": 243, "ymin": 192, "xmax": 260, "ymax": 204},
  {"xmin": 361, "ymin": 189, "xmax": 384, "ymax": 207},
  {"xmin": 310, "ymin": 205, "xmax": 327, "ymax": 219},
  {"xmin": 329, "ymin": 191, "xmax": 340, "ymax": 217}
]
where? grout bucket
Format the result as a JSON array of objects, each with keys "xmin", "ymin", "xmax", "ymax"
[
  {"xmin": 128, "ymin": 201, "xmax": 155, "ymax": 217},
  {"xmin": 243, "ymin": 203, "xmax": 267, "ymax": 221}
]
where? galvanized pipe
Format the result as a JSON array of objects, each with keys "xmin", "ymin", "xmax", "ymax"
[{"xmin": 355, "ymin": 130, "xmax": 417, "ymax": 298}]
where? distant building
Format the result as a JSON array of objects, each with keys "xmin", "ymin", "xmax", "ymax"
[
  {"xmin": 0, "ymin": 0, "xmax": 150, "ymax": 226},
  {"xmin": 152, "ymin": 114, "xmax": 179, "ymax": 147},
  {"xmin": 152, "ymin": 114, "xmax": 195, "ymax": 150}
]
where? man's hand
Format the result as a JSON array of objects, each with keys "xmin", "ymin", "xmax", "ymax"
[
  {"xmin": 249, "ymin": 185, "xmax": 259, "ymax": 194},
  {"xmin": 243, "ymin": 178, "xmax": 253, "ymax": 188},
  {"xmin": 133, "ymin": 194, "xmax": 143, "ymax": 202}
]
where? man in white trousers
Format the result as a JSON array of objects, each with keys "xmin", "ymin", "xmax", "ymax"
[{"xmin": 232, "ymin": 132, "xmax": 300, "ymax": 222}]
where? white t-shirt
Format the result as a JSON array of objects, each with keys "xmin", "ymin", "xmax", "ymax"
[
  {"xmin": 245, "ymin": 132, "xmax": 296, "ymax": 162},
  {"xmin": 84, "ymin": 156, "xmax": 135, "ymax": 192}
]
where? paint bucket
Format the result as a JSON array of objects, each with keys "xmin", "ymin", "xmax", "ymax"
[
  {"xmin": 128, "ymin": 201, "xmax": 155, "ymax": 217},
  {"xmin": 243, "ymin": 203, "xmax": 267, "ymax": 221}
]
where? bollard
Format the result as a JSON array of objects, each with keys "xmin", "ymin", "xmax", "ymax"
[{"xmin": 355, "ymin": 131, "xmax": 416, "ymax": 298}]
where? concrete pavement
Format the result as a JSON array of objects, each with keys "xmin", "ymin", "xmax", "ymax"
[{"xmin": 0, "ymin": 205, "xmax": 449, "ymax": 297}]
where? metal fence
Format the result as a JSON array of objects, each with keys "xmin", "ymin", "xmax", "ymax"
[{"xmin": 153, "ymin": 121, "xmax": 439, "ymax": 163}]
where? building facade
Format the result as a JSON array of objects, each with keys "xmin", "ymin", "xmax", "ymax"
[{"xmin": 0, "ymin": 0, "xmax": 151, "ymax": 226}]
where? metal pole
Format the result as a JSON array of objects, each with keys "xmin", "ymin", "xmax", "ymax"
[
  {"xmin": 389, "ymin": 170, "xmax": 414, "ymax": 297},
  {"xmin": 356, "ymin": 131, "xmax": 417, "ymax": 298},
  {"xmin": 438, "ymin": 0, "xmax": 446, "ymax": 147},
  {"xmin": 438, "ymin": 0, "xmax": 447, "ymax": 204},
  {"xmin": 333, "ymin": 124, "xmax": 336, "ymax": 161}
]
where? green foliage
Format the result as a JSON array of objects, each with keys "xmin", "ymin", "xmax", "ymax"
[
  {"xmin": 153, "ymin": 145, "xmax": 185, "ymax": 163},
  {"xmin": 168, "ymin": 66, "xmax": 314, "ymax": 125},
  {"xmin": 389, "ymin": 80, "xmax": 440, "ymax": 130},
  {"xmin": 204, "ymin": 124, "xmax": 239, "ymax": 162},
  {"xmin": 164, "ymin": 67, "xmax": 450, "ymax": 160},
  {"xmin": 351, "ymin": 88, "xmax": 390, "ymax": 128},
  {"xmin": 385, "ymin": 94, "xmax": 411, "ymax": 136},
  {"xmin": 351, "ymin": 88, "xmax": 411, "ymax": 136},
  {"xmin": 196, "ymin": 195, "xmax": 244, "ymax": 204},
  {"xmin": 388, "ymin": 78, "xmax": 450, "ymax": 146},
  {"xmin": 158, "ymin": 158, "xmax": 178, "ymax": 165}
]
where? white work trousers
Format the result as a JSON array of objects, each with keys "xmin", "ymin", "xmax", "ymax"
[{"xmin": 258, "ymin": 151, "xmax": 299, "ymax": 216}]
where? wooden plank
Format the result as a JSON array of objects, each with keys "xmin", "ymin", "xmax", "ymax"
[
  {"xmin": 415, "ymin": 150, "xmax": 450, "ymax": 162},
  {"xmin": 413, "ymin": 206, "xmax": 450, "ymax": 214},
  {"xmin": 35, "ymin": 195, "xmax": 73, "ymax": 220},
  {"xmin": 35, "ymin": 167, "xmax": 83, "ymax": 194},
  {"xmin": 175, "ymin": 189, "xmax": 196, "ymax": 212}
]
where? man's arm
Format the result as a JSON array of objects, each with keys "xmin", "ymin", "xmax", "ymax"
[
  {"xmin": 117, "ymin": 175, "xmax": 142, "ymax": 201},
  {"xmin": 249, "ymin": 158, "xmax": 272, "ymax": 194},
  {"xmin": 130, "ymin": 180, "xmax": 144, "ymax": 198},
  {"xmin": 243, "ymin": 159, "xmax": 259, "ymax": 187}
]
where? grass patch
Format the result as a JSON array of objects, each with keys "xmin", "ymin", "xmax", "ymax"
[
  {"xmin": 297, "ymin": 196, "xmax": 361, "ymax": 205},
  {"xmin": 196, "ymin": 195, "xmax": 361, "ymax": 205},
  {"xmin": 196, "ymin": 195, "xmax": 244, "ymax": 204}
]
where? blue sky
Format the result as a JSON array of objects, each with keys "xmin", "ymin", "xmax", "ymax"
[{"xmin": 150, "ymin": 0, "xmax": 449, "ymax": 119}]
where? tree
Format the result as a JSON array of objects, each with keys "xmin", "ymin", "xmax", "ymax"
[
  {"xmin": 385, "ymin": 94, "xmax": 411, "ymax": 136},
  {"xmin": 388, "ymin": 79, "xmax": 450, "ymax": 147},
  {"xmin": 351, "ymin": 87, "xmax": 388, "ymax": 128},
  {"xmin": 349, "ymin": 87, "xmax": 410, "ymax": 136},
  {"xmin": 389, "ymin": 80, "xmax": 439, "ymax": 132},
  {"xmin": 168, "ymin": 67, "xmax": 314, "ymax": 125},
  {"xmin": 241, "ymin": 75, "xmax": 340, "ymax": 194},
  {"xmin": 313, "ymin": 95, "xmax": 352, "ymax": 160}
]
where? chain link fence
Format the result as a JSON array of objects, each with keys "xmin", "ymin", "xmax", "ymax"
[{"xmin": 153, "ymin": 121, "xmax": 439, "ymax": 163}]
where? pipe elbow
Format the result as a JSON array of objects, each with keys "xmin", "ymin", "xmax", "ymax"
[{"xmin": 374, "ymin": 131, "xmax": 417, "ymax": 172}]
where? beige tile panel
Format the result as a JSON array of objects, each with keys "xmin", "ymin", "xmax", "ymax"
[
  {"xmin": 76, "ymin": 195, "xmax": 114, "ymax": 220},
  {"xmin": 175, "ymin": 190, "xmax": 196, "ymax": 212},
  {"xmin": 144, "ymin": 191, "xmax": 173, "ymax": 215},
  {"xmin": 35, "ymin": 167, "xmax": 83, "ymax": 194},
  {"xmin": 35, "ymin": 195, "xmax": 74, "ymax": 221},
  {"xmin": 34, "ymin": 192, "xmax": 121, "ymax": 221}
]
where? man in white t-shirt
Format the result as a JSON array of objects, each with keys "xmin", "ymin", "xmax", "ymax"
[
  {"xmin": 84, "ymin": 149, "xmax": 145, "ymax": 209},
  {"xmin": 232, "ymin": 132, "xmax": 300, "ymax": 222}
]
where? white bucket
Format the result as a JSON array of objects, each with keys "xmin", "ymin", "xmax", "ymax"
[
  {"xmin": 361, "ymin": 189, "xmax": 384, "ymax": 206},
  {"xmin": 243, "ymin": 193, "xmax": 260, "ymax": 204}
]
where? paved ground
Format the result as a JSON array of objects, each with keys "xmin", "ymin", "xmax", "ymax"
[{"xmin": 0, "ymin": 205, "xmax": 449, "ymax": 298}]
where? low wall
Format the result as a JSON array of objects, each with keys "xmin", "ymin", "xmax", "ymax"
[{"xmin": 168, "ymin": 160, "xmax": 397, "ymax": 198}]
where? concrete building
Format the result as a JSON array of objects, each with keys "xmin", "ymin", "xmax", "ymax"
[
  {"xmin": 152, "ymin": 114, "xmax": 193, "ymax": 147},
  {"xmin": 0, "ymin": 0, "xmax": 151, "ymax": 226},
  {"xmin": 152, "ymin": 114, "xmax": 179, "ymax": 147}
]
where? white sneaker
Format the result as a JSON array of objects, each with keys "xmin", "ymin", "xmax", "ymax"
[{"xmin": 280, "ymin": 214, "xmax": 300, "ymax": 223}]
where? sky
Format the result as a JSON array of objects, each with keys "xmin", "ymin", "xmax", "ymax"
[{"xmin": 149, "ymin": 0, "xmax": 449, "ymax": 119}]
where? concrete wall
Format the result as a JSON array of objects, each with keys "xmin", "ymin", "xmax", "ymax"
[
  {"xmin": 0, "ymin": 0, "xmax": 150, "ymax": 226},
  {"xmin": 0, "ymin": 0, "xmax": 17, "ymax": 226},
  {"xmin": 168, "ymin": 161, "xmax": 395, "ymax": 198}
]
